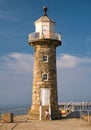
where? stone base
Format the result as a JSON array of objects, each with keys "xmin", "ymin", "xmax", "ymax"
[
  {"xmin": 28, "ymin": 105, "xmax": 61, "ymax": 120},
  {"xmin": 28, "ymin": 105, "xmax": 40, "ymax": 120}
]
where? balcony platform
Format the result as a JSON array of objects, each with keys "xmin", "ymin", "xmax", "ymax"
[{"xmin": 28, "ymin": 32, "xmax": 62, "ymax": 46}]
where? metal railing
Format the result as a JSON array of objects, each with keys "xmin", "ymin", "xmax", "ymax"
[
  {"xmin": 79, "ymin": 109, "xmax": 91, "ymax": 124},
  {"xmin": 28, "ymin": 32, "xmax": 61, "ymax": 42},
  {"xmin": 67, "ymin": 108, "xmax": 91, "ymax": 124}
]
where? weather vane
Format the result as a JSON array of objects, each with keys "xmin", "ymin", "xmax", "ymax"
[{"xmin": 43, "ymin": 6, "xmax": 48, "ymax": 16}]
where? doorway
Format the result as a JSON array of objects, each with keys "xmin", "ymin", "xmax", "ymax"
[{"xmin": 40, "ymin": 88, "xmax": 50, "ymax": 106}]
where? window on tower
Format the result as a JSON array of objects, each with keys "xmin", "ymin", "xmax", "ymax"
[
  {"xmin": 42, "ymin": 55, "xmax": 48, "ymax": 62},
  {"xmin": 42, "ymin": 73, "xmax": 48, "ymax": 81}
]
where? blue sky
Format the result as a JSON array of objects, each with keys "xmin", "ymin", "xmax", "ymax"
[{"xmin": 0, "ymin": 0, "xmax": 91, "ymax": 105}]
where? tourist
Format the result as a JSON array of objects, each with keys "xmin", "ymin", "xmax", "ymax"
[{"xmin": 45, "ymin": 109, "xmax": 50, "ymax": 120}]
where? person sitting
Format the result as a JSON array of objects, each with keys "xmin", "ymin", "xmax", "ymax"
[{"xmin": 45, "ymin": 109, "xmax": 50, "ymax": 120}]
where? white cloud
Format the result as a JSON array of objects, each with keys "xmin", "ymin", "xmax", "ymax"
[
  {"xmin": 57, "ymin": 54, "xmax": 91, "ymax": 102},
  {"xmin": 0, "ymin": 53, "xmax": 33, "ymax": 105},
  {"xmin": 57, "ymin": 54, "xmax": 80, "ymax": 68},
  {"xmin": 0, "ymin": 52, "xmax": 91, "ymax": 104},
  {"xmin": 57, "ymin": 54, "xmax": 91, "ymax": 68},
  {"xmin": 0, "ymin": 52, "xmax": 33, "ymax": 73}
]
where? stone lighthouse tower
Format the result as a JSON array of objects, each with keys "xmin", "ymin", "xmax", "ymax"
[{"xmin": 28, "ymin": 6, "xmax": 62, "ymax": 120}]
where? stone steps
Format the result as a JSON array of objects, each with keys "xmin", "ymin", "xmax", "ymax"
[{"xmin": 41, "ymin": 105, "xmax": 49, "ymax": 120}]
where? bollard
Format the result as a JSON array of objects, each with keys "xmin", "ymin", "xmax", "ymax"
[{"xmin": 1, "ymin": 113, "xmax": 13, "ymax": 123}]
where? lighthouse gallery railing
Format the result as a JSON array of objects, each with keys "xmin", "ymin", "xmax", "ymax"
[{"xmin": 29, "ymin": 32, "xmax": 61, "ymax": 42}]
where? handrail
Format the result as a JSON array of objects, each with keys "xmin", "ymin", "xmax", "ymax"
[{"xmin": 29, "ymin": 32, "xmax": 61, "ymax": 42}]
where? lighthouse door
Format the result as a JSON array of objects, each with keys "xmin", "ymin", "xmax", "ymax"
[{"xmin": 40, "ymin": 88, "xmax": 50, "ymax": 106}]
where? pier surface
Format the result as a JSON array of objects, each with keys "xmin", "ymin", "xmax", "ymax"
[{"xmin": 0, "ymin": 118, "xmax": 91, "ymax": 130}]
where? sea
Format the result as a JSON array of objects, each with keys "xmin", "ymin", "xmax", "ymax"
[{"xmin": 0, "ymin": 104, "xmax": 30, "ymax": 116}]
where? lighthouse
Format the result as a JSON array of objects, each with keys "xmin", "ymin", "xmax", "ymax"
[{"xmin": 28, "ymin": 6, "xmax": 62, "ymax": 120}]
